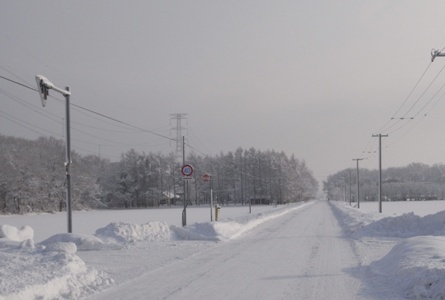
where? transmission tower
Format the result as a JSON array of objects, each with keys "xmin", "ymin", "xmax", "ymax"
[{"xmin": 170, "ymin": 113, "xmax": 188, "ymax": 161}]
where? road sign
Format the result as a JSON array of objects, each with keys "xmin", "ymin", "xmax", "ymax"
[
  {"xmin": 202, "ymin": 173, "xmax": 211, "ymax": 182},
  {"xmin": 181, "ymin": 164, "xmax": 194, "ymax": 177}
]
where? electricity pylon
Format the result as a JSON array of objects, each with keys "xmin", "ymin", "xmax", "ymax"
[{"xmin": 170, "ymin": 113, "xmax": 187, "ymax": 161}]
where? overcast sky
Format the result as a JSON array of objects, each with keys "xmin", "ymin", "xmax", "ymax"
[{"xmin": 2, "ymin": 1, "xmax": 445, "ymax": 182}]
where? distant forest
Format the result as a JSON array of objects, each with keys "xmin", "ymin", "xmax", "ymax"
[
  {"xmin": 0, "ymin": 134, "xmax": 318, "ymax": 214},
  {"xmin": 324, "ymin": 163, "xmax": 445, "ymax": 202}
]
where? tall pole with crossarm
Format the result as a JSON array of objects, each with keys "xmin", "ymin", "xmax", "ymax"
[{"xmin": 35, "ymin": 75, "xmax": 73, "ymax": 233}]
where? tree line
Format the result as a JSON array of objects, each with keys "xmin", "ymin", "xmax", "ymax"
[
  {"xmin": 0, "ymin": 134, "xmax": 318, "ymax": 214},
  {"xmin": 323, "ymin": 162, "xmax": 445, "ymax": 202}
]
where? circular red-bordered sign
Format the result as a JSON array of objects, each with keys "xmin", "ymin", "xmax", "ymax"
[
  {"xmin": 181, "ymin": 164, "xmax": 194, "ymax": 177},
  {"xmin": 202, "ymin": 173, "xmax": 211, "ymax": 182}
]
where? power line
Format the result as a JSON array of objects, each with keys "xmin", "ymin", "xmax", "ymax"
[
  {"xmin": 358, "ymin": 58, "xmax": 445, "ymax": 160},
  {"xmin": 392, "ymin": 62, "xmax": 432, "ymax": 118},
  {"xmin": 0, "ymin": 88, "xmax": 62, "ymax": 124},
  {"xmin": 401, "ymin": 62, "xmax": 445, "ymax": 118},
  {"xmin": 0, "ymin": 74, "xmax": 176, "ymax": 143},
  {"xmin": 0, "ymin": 74, "xmax": 37, "ymax": 92},
  {"xmin": 0, "ymin": 110, "xmax": 60, "ymax": 137},
  {"xmin": 72, "ymin": 103, "xmax": 175, "ymax": 142}
]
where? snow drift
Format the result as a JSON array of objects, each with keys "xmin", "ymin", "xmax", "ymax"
[
  {"xmin": 0, "ymin": 203, "xmax": 309, "ymax": 299},
  {"xmin": 331, "ymin": 202, "xmax": 445, "ymax": 299},
  {"xmin": 370, "ymin": 236, "xmax": 445, "ymax": 299}
]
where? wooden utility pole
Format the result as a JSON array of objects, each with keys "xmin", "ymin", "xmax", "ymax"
[
  {"xmin": 372, "ymin": 134, "xmax": 388, "ymax": 213},
  {"xmin": 352, "ymin": 158, "xmax": 364, "ymax": 209}
]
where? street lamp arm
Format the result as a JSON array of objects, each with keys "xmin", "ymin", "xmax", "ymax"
[
  {"xmin": 36, "ymin": 74, "xmax": 71, "ymax": 101},
  {"xmin": 51, "ymin": 85, "xmax": 71, "ymax": 97},
  {"xmin": 431, "ymin": 49, "xmax": 445, "ymax": 62}
]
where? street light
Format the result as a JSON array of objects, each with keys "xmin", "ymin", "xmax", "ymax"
[
  {"xmin": 431, "ymin": 49, "xmax": 445, "ymax": 62},
  {"xmin": 35, "ymin": 75, "xmax": 73, "ymax": 233}
]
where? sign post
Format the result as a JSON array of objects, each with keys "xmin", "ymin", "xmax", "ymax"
[
  {"xmin": 202, "ymin": 173, "xmax": 213, "ymax": 221},
  {"xmin": 181, "ymin": 164, "xmax": 193, "ymax": 226},
  {"xmin": 181, "ymin": 164, "xmax": 194, "ymax": 178}
]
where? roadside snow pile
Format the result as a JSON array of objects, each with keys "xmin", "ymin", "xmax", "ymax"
[
  {"xmin": 173, "ymin": 202, "xmax": 312, "ymax": 241},
  {"xmin": 331, "ymin": 201, "xmax": 445, "ymax": 299},
  {"xmin": 330, "ymin": 202, "xmax": 445, "ymax": 238},
  {"xmin": 0, "ymin": 224, "xmax": 34, "ymax": 242},
  {"xmin": 92, "ymin": 203, "xmax": 312, "ymax": 243},
  {"xmin": 95, "ymin": 221, "xmax": 174, "ymax": 245},
  {"xmin": 0, "ymin": 226, "xmax": 112, "ymax": 300},
  {"xmin": 363, "ymin": 211, "xmax": 445, "ymax": 238},
  {"xmin": 41, "ymin": 233, "xmax": 105, "ymax": 250},
  {"xmin": 370, "ymin": 236, "xmax": 445, "ymax": 299}
]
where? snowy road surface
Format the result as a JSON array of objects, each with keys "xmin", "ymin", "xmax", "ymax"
[{"xmin": 89, "ymin": 201, "xmax": 363, "ymax": 300}]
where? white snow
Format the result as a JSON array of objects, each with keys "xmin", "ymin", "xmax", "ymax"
[
  {"xmin": 331, "ymin": 200, "xmax": 445, "ymax": 299},
  {"xmin": 0, "ymin": 224, "xmax": 34, "ymax": 242},
  {"xmin": 0, "ymin": 201, "xmax": 445, "ymax": 299}
]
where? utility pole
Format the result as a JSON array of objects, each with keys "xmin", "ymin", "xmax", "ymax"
[
  {"xmin": 348, "ymin": 168, "xmax": 352, "ymax": 206},
  {"xmin": 210, "ymin": 175, "xmax": 213, "ymax": 221},
  {"xmin": 352, "ymin": 158, "xmax": 364, "ymax": 209},
  {"xmin": 372, "ymin": 134, "xmax": 388, "ymax": 213},
  {"xmin": 182, "ymin": 136, "xmax": 187, "ymax": 226}
]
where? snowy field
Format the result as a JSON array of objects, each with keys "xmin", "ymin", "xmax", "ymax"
[
  {"xmin": 0, "ymin": 200, "xmax": 445, "ymax": 299},
  {"xmin": 356, "ymin": 200, "xmax": 445, "ymax": 217}
]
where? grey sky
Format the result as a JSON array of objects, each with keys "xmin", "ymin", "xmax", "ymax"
[{"xmin": 2, "ymin": 1, "xmax": 445, "ymax": 182}]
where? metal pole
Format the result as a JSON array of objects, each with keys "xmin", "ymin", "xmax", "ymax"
[
  {"xmin": 65, "ymin": 87, "xmax": 72, "ymax": 233},
  {"xmin": 210, "ymin": 176, "xmax": 213, "ymax": 221},
  {"xmin": 353, "ymin": 158, "xmax": 364, "ymax": 209},
  {"xmin": 35, "ymin": 75, "xmax": 72, "ymax": 233},
  {"xmin": 182, "ymin": 136, "xmax": 187, "ymax": 226},
  {"xmin": 378, "ymin": 134, "xmax": 382, "ymax": 213}
]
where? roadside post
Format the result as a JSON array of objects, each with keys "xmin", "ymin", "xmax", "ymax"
[
  {"xmin": 181, "ymin": 164, "xmax": 194, "ymax": 226},
  {"xmin": 215, "ymin": 204, "xmax": 220, "ymax": 221},
  {"xmin": 202, "ymin": 173, "xmax": 213, "ymax": 221}
]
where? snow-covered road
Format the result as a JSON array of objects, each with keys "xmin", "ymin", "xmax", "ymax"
[{"xmin": 89, "ymin": 201, "xmax": 363, "ymax": 300}]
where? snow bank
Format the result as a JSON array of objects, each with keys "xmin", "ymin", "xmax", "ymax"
[
  {"xmin": 331, "ymin": 201, "xmax": 445, "ymax": 299},
  {"xmin": 40, "ymin": 233, "xmax": 105, "ymax": 251},
  {"xmin": 330, "ymin": 202, "xmax": 445, "ymax": 238},
  {"xmin": 173, "ymin": 203, "xmax": 312, "ymax": 241},
  {"xmin": 94, "ymin": 221, "xmax": 174, "ymax": 245},
  {"xmin": 362, "ymin": 211, "xmax": 445, "ymax": 238},
  {"xmin": 85, "ymin": 204, "xmax": 313, "ymax": 245},
  {"xmin": 0, "ymin": 224, "xmax": 33, "ymax": 242},
  {"xmin": 0, "ymin": 225, "xmax": 112, "ymax": 300},
  {"xmin": 370, "ymin": 236, "xmax": 445, "ymax": 299}
]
